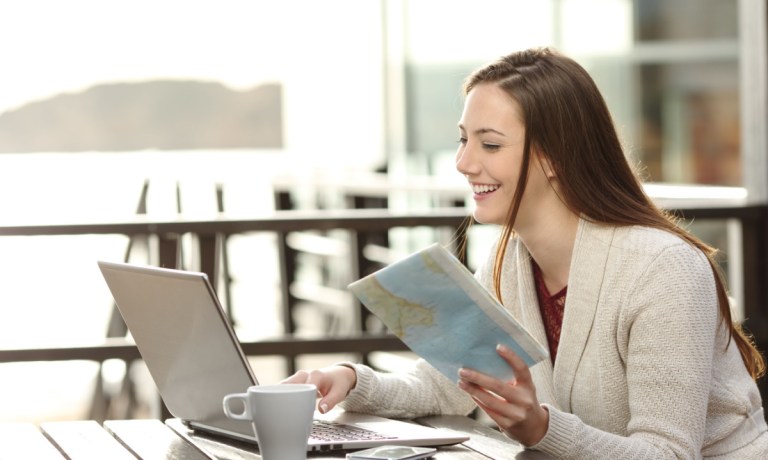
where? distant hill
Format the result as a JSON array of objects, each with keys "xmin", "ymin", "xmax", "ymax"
[{"xmin": 0, "ymin": 80, "xmax": 282, "ymax": 152}]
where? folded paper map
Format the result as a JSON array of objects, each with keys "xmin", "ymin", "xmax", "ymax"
[{"xmin": 348, "ymin": 243, "xmax": 548, "ymax": 382}]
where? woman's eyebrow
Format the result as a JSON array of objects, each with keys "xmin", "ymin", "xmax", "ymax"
[
  {"xmin": 457, "ymin": 124, "xmax": 506, "ymax": 137},
  {"xmin": 476, "ymin": 127, "xmax": 506, "ymax": 136}
]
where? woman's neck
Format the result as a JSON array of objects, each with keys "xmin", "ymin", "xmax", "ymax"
[{"xmin": 516, "ymin": 207, "xmax": 579, "ymax": 294}]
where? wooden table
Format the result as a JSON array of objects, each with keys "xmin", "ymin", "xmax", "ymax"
[{"xmin": 0, "ymin": 416, "xmax": 554, "ymax": 459}]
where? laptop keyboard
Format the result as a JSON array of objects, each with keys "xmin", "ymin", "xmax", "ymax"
[{"xmin": 310, "ymin": 420, "xmax": 396, "ymax": 442}]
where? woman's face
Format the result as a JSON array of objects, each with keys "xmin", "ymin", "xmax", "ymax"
[{"xmin": 455, "ymin": 83, "xmax": 551, "ymax": 227}]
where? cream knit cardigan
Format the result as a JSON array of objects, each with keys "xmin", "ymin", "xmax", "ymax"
[{"xmin": 341, "ymin": 219, "xmax": 768, "ymax": 459}]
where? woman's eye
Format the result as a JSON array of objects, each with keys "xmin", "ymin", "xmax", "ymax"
[
  {"xmin": 457, "ymin": 137, "xmax": 467, "ymax": 145},
  {"xmin": 482, "ymin": 143, "xmax": 501, "ymax": 151}
]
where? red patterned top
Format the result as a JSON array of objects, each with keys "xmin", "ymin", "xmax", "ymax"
[{"xmin": 532, "ymin": 260, "xmax": 567, "ymax": 363}]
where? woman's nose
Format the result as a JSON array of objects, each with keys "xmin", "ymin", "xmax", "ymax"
[{"xmin": 455, "ymin": 147, "xmax": 477, "ymax": 176}]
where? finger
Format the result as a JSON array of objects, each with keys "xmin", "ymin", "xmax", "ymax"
[
  {"xmin": 280, "ymin": 370, "xmax": 311, "ymax": 384},
  {"xmin": 458, "ymin": 379, "xmax": 523, "ymax": 435},
  {"xmin": 458, "ymin": 377, "xmax": 508, "ymax": 413},
  {"xmin": 460, "ymin": 381, "xmax": 535, "ymax": 437},
  {"xmin": 317, "ymin": 384, "xmax": 348, "ymax": 414},
  {"xmin": 281, "ymin": 370, "xmax": 325, "ymax": 400},
  {"xmin": 318, "ymin": 366, "xmax": 356, "ymax": 414},
  {"xmin": 458, "ymin": 366, "xmax": 512, "ymax": 399},
  {"xmin": 471, "ymin": 394, "xmax": 510, "ymax": 426},
  {"xmin": 281, "ymin": 369, "xmax": 349, "ymax": 414},
  {"xmin": 300, "ymin": 369, "xmax": 346, "ymax": 414},
  {"xmin": 496, "ymin": 344, "xmax": 533, "ymax": 384}
]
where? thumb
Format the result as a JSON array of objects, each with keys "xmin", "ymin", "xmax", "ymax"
[{"xmin": 317, "ymin": 383, "xmax": 351, "ymax": 414}]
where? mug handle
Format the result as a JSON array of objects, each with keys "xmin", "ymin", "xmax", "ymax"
[{"xmin": 222, "ymin": 393, "xmax": 250, "ymax": 420}]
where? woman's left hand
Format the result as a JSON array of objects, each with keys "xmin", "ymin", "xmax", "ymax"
[{"xmin": 457, "ymin": 344, "xmax": 549, "ymax": 446}]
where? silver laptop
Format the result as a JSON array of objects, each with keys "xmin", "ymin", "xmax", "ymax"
[{"xmin": 97, "ymin": 261, "xmax": 468, "ymax": 451}]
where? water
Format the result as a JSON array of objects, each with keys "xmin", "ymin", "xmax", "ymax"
[{"xmin": 0, "ymin": 150, "xmax": 305, "ymax": 422}]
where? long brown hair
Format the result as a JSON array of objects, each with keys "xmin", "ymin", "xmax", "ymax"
[{"xmin": 462, "ymin": 47, "xmax": 765, "ymax": 379}]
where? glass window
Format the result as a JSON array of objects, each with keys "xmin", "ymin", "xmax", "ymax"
[
  {"xmin": 388, "ymin": 0, "xmax": 758, "ymax": 315},
  {"xmin": 394, "ymin": 0, "xmax": 745, "ymax": 189}
]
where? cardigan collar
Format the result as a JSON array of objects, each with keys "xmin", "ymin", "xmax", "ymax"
[{"xmin": 508, "ymin": 218, "xmax": 615, "ymax": 411}]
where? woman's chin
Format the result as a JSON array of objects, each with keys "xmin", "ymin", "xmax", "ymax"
[{"xmin": 471, "ymin": 209, "xmax": 504, "ymax": 226}]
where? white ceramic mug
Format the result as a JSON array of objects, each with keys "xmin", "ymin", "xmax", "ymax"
[{"xmin": 222, "ymin": 384, "xmax": 316, "ymax": 460}]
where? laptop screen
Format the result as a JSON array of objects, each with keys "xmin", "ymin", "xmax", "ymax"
[{"xmin": 98, "ymin": 261, "xmax": 257, "ymax": 439}]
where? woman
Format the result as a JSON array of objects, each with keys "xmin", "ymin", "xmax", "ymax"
[{"xmin": 284, "ymin": 47, "xmax": 768, "ymax": 459}]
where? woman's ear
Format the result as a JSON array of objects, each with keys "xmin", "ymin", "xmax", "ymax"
[{"xmin": 535, "ymin": 151, "xmax": 557, "ymax": 179}]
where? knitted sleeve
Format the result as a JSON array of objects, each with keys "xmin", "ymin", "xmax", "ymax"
[{"xmin": 339, "ymin": 358, "xmax": 476, "ymax": 418}]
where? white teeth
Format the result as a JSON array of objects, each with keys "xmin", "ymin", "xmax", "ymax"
[{"xmin": 472, "ymin": 184, "xmax": 500, "ymax": 194}]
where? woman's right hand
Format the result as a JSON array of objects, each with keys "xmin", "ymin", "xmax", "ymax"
[{"xmin": 281, "ymin": 365, "xmax": 357, "ymax": 414}]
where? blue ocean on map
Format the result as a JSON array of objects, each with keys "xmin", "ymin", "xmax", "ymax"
[{"xmin": 356, "ymin": 245, "xmax": 547, "ymax": 382}]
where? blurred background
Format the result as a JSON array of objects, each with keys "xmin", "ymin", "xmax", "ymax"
[{"xmin": 0, "ymin": 0, "xmax": 766, "ymax": 423}]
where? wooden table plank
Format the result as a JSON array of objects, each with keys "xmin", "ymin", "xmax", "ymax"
[
  {"xmin": 0, "ymin": 422, "xmax": 65, "ymax": 459},
  {"xmin": 418, "ymin": 415, "xmax": 553, "ymax": 459},
  {"xmin": 165, "ymin": 419, "xmax": 262, "ymax": 460},
  {"xmin": 105, "ymin": 419, "xmax": 214, "ymax": 460},
  {"xmin": 40, "ymin": 420, "xmax": 136, "ymax": 460},
  {"xmin": 0, "ymin": 417, "xmax": 548, "ymax": 459},
  {"xmin": 165, "ymin": 418, "xmax": 487, "ymax": 459}
]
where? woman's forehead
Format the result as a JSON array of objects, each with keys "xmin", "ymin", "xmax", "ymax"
[{"xmin": 460, "ymin": 84, "xmax": 524, "ymax": 132}]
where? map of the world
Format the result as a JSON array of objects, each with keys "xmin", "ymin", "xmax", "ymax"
[{"xmin": 348, "ymin": 243, "xmax": 548, "ymax": 382}]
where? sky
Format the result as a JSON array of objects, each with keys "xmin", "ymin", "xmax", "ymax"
[
  {"xmin": 0, "ymin": 0, "xmax": 632, "ymax": 115},
  {"xmin": 0, "ymin": 0, "xmax": 394, "ymax": 167},
  {"xmin": 0, "ymin": 0, "xmax": 634, "ymax": 166},
  {"xmin": 0, "ymin": 1, "xmax": 302, "ymax": 114},
  {"xmin": 0, "ymin": 0, "xmax": 633, "ymax": 116}
]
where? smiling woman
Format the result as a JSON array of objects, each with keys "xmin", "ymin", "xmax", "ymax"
[
  {"xmin": 0, "ymin": 0, "xmax": 764, "ymax": 441},
  {"xmin": 283, "ymin": 47, "xmax": 768, "ymax": 459},
  {"xmin": 456, "ymin": 83, "xmax": 555, "ymax": 229}
]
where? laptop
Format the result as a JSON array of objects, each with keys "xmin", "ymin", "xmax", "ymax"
[{"xmin": 97, "ymin": 260, "xmax": 469, "ymax": 452}]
